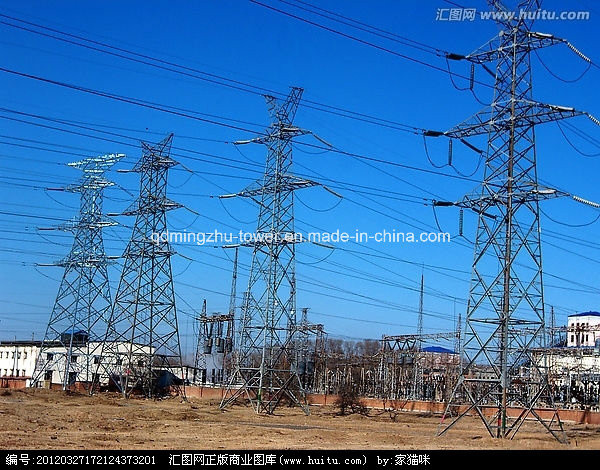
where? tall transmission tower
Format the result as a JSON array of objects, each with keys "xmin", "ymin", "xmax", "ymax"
[
  {"xmin": 32, "ymin": 154, "xmax": 124, "ymax": 390},
  {"xmin": 297, "ymin": 307, "xmax": 311, "ymax": 390},
  {"xmin": 228, "ymin": 246, "xmax": 239, "ymax": 319},
  {"xmin": 549, "ymin": 305, "xmax": 556, "ymax": 347},
  {"xmin": 412, "ymin": 274, "xmax": 424, "ymax": 399},
  {"xmin": 95, "ymin": 134, "xmax": 185, "ymax": 398},
  {"xmin": 435, "ymin": 0, "xmax": 595, "ymax": 442},
  {"xmin": 194, "ymin": 299, "xmax": 208, "ymax": 381},
  {"xmin": 222, "ymin": 246, "xmax": 238, "ymax": 383},
  {"xmin": 220, "ymin": 87, "xmax": 322, "ymax": 414},
  {"xmin": 454, "ymin": 312, "xmax": 462, "ymax": 361}
]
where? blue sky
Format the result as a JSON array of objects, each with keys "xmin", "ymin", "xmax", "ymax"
[{"xmin": 0, "ymin": 0, "xmax": 599, "ymax": 355}]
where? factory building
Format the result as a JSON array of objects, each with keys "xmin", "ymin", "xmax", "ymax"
[
  {"xmin": 533, "ymin": 311, "xmax": 600, "ymax": 408},
  {"xmin": 567, "ymin": 311, "xmax": 600, "ymax": 348},
  {"xmin": 0, "ymin": 339, "xmax": 156, "ymax": 390},
  {"xmin": 0, "ymin": 341, "xmax": 40, "ymax": 388}
]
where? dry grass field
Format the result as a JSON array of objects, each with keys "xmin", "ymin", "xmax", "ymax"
[{"xmin": 0, "ymin": 389, "xmax": 599, "ymax": 450}]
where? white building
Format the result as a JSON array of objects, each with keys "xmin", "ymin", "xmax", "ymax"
[
  {"xmin": 0, "ymin": 340, "xmax": 155, "ymax": 389},
  {"xmin": 531, "ymin": 311, "xmax": 600, "ymax": 406},
  {"xmin": 0, "ymin": 341, "xmax": 41, "ymax": 387},
  {"xmin": 567, "ymin": 311, "xmax": 600, "ymax": 348}
]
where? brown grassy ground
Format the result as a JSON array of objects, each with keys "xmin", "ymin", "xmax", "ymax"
[{"xmin": 0, "ymin": 389, "xmax": 599, "ymax": 449}]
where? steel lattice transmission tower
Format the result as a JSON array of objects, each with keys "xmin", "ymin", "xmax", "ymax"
[
  {"xmin": 435, "ymin": 0, "xmax": 593, "ymax": 442},
  {"xmin": 412, "ymin": 274, "xmax": 424, "ymax": 399},
  {"xmin": 96, "ymin": 134, "xmax": 185, "ymax": 398},
  {"xmin": 220, "ymin": 87, "xmax": 322, "ymax": 414},
  {"xmin": 32, "ymin": 153, "xmax": 124, "ymax": 390},
  {"xmin": 194, "ymin": 299, "xmax": 208, "ymax": 380}
]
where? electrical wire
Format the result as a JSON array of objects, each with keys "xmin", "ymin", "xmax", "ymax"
[
  {"xmin": 423, "ymin": 135, "xmax": 448, "ymax": 169},
  {"xmin": 278, "ymin": 0, "xmax": 448, "ymax": 57},
  {"xmin": 248, "ymin": 0, "xmax": 494, "ymax": 90},
  {"xmin": 0, "ymin": 12, "xmax": 428, "ymax": 135},
  {"xmin": 295, "ymin": 193, "xmax": 343, "ymax": 213},
  {"xmin": 534, "ymin": 48, "xmax": 592, "ymax": 83},
  {"xmin": 556, "ymin": 121, "xmax": 600, "ymax": 157},
  {"xmin": 0, "ymin": 107, "xmax": 475, "ymax": 206},
  {"xmin": 0, "ymin": 66, "xmax": 265, "ymax": 134},
  {"xmin": 445, "ymin": 55, "xmax": 471, "ymax": 91},
  {"xmin": 540, "ymin": 205, "xmax": 600, "ymax": 227}
]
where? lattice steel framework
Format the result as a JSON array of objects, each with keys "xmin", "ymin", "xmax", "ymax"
[
  {"xmin": 296, "ymin": 307, "xmax": 325, "ymax": 392},
  {"xmin": 96, "ymin": 135, "xmax": 184, "ymax": 398},
  {"xmin": 455, "ymin": 312, "xmax": 462, "ymax": 363},
  {"xmin": 194, "ymin": 299, "xmax": 208, "ymax": 378},
  {"xmin": 32, "ymin": 154, "xmax": 124, "ymax": 390},
  {"xmin": 194, "ymin": 305, "xmax": 234, "ymax": 385},
  {"xmin": 380, "ymin": 333, "xmax": 456, "ymax": 401},
  {"xmin": 436, "ymin": 0, "xmax": 587, "ymax": 442},
  {"xmin": 220, "ymin": 87, "xmax": 319, "ymax": 414},
  {"xmin": 412, "ymin": 275, "xmax": 425, "ymax": 399}
]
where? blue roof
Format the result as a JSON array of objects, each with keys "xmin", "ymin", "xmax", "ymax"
[
  {"xmin": 568, "ymin": 311, "xmax": 600, "ymax": 318},
  {"xmin": 423, "ymin": 346, "xmax": 455, "ymax": 354}
]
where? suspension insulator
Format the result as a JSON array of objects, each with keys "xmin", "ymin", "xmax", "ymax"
[
  {"xmin": 459, "ymin": 208, "xmax": 464, "ymax": 237},
  {"xmin": 448, "ymin": 139, "xmax": 453, "ymax": 166}
]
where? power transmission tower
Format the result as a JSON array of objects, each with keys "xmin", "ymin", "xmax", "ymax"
[
  {"xmin": 32, "ymin": 154, "xmax": 124, "ymax": 390},
  {"xmin": 95, "ymin": 134, "xmax": 185, "ymax": 398},
  {"xmin": 222, "ymin": 246, "xmax": 238, "ymax": 383},
  {"xmin": 434, "ymin": 0, "xmax": 596, "ymax": 442},
  {"xmin": 549, "ymin": 305, "xmax": 556, "ymax": 347},
  {"xmin": 194, "ymin": 299, "xmax": 208, "ymax": 383},
  {"xmin": 297, "ymin": 307, "xmax": 311, "ymax": 390},
  {"xmin": 454, "ymin": 312, "xmax": 462, "ymax": 361},
  {"xmin": 228, "ymin": 246, "xmax": 239, "ymax": 318},
  {"xmin": 412, "ymin": 274, "xmax": 424, "ymax": 399},
  {"xmin": 220, "ymin": 87, "xmax": 322, "ymax": 414}
]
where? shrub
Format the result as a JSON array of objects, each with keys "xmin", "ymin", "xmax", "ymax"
[{"xmin": 334, "ymin": 384, "xmax": 368, "ymax": 416}]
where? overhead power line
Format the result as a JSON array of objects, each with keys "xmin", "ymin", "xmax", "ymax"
[
  {"xmin": 0, "ymin": 12, "xmax": 425, "ymax": 134},
  {"xmin": 248, "ymin": 0, "xmax": 494, "ymax": 90},
  {"xmin": 277, "ymin": 0, "xmax": 448, "ymax": 57}
]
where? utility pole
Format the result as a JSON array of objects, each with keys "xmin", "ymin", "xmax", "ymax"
[
  {"xmin": 220, "ymin": 87, "xmax": 323, "ymax": 414},
  {"xmin": 434, "ymin": 0, "xmax": 598, "ymax": 442},
  {"xmin": 32, "ymin": 153, "xmax": 123, "ymax": 391},
  {"xmin": 96, "ymin": 135, "xmax": 185, "ymax": 399}
]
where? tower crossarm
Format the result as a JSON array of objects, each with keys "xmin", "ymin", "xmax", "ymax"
[
  {"xmin": 222, "ymin": 176, "xmax": 320, "ymax": 200},
  {"xmin": 452, "ymin": 31, "xmax": 573, "ymax": 65},
  {"xmin": 441, "ymin": 102, "xmax": 585, "ymax": 139},
  {"xmin": 458, "ymin": 185, "xmax": 568, "ymax": 212}
]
